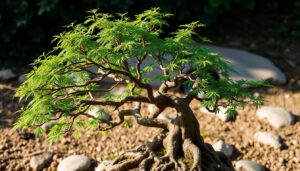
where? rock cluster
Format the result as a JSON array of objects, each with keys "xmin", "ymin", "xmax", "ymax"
[{"xmin": 1, "ymin": 46, "xmax": 299, "ymax": 171}]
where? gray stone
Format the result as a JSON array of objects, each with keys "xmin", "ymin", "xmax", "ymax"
[
  {"xmin": 57, "ymin": 155, "xmax": 91, "ymax": 171},
  {"xmin": 157, "ymin": 113, "xmax": 176, "ymax": 121},
  {"xmin": 0, "ymin": 69, "xmax": 16, "ymax": 80},
  {"xmin": 95, "ymin": 160, "xmax": 113, "ymax": 171},
  {"xmin": 87, "ymin": 106, "xmax": 112, "ymax": 122},
  {"xmin": 212, "ymin": 140, "xmax": 234, "ymax": 157},
  {"xmin": 41, "ymin": 121, "xmax": 57, "ymax": 133},
  {"xmin": 205, "ymin": 45, "xmax": 286, "ymax": 84},
  {"xmin": 236, "ymin": 160, "xmax": 265, "ymax": 171},
  {"xmin": 254, "ymin": 131, "xmax": 282, "ymax": 148},
  {"xmin": 30, "ymin": 152, "xmax": 53, "ymax": 171},
  {"xmin": 89, "ymin": 45, "xmax": 286, "ymax": 89},
  {"xmin": 200, "ymin": 106, "xmax": 236, "ymax": 121},
  {"xmin": 256, "ymin": 106, "xmax": 294, "ymax": 128}
]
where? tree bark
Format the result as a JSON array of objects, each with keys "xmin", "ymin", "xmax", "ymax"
[{"xmin": 100, "ymin": 97, "xmax": 235, "ymax": 171}]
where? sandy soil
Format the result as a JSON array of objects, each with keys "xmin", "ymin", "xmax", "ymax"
[
  {"xmin": 1, "ymin": 12, "xmax": 299, "ymax": 171},
  {"xmin": 0, "ymin": 81, "xmax": 299, "ymax": 171}
]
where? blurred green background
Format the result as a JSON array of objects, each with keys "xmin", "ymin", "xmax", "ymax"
[{"xmin": 1, "ymin": 0, "xmax": 300, "ymax": 67}]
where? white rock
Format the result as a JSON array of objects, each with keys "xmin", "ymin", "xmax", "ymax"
[
  {"xmin": 87, "ymin": 106, "xmax": 112, "ymax": 122},
  {"xmin": 30, "ymin": 152, "xmax": 53, "ymax": 171},
  {"xmin": 254, "ymin": 131, "xmax": 282, "ymax": 148},
  {"xmin": 57, "ymin": 155, "xmax": 91, "ymax": 171},
  {"xmin": 205, "ymin": 45, "xmax": 286, "ymax": 84},
  {"xmin": 212, "ymin": 140, "xmax": 234, "ymax": 157},
  {"xmin": 157, "ymin": 113, "xmax": 177, "ymax": 121},
  {"xmin": 95, "ymin": 160, "xmax": 113, "ymax": 171},
  {"xmin": 93, "ymin": 45, "xmax": 286, "ymax": 87},
  {"xmin": 0, "ymin": 69, "xmax": 16, "ymax": 80},
  {"xmin": 200, "ymin": 106, "xmax": 236, "ymax": 121},
  {"xmin": 41, "ymin": 121, "xmax": 57, "ymax": 133},
  {"xmin": 257, "ymin": 107, "xmax": 294, "ymax": 128},
  {"xmin": 236, "ymin": 160, "xmax": 265, "ymax": 171}
]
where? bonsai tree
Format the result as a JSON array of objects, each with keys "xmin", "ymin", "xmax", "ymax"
[{"xmin": 15, "ymin": 8, "xmax": 265, "ymax": 171}]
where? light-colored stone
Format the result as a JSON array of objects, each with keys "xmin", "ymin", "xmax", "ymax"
[
  {"xmin": 57, "ymin": 155, "xmax": 91, "ymax": 171},
  {"xmin": 157, "ymin": 113, "xmax": 176, "ymax": 121},
  {"xmin": 205, "ymin": 45, "xmax": 286, "ymax": 84},
  {"xmin": 254, "ymin": 131, "xmax": 282, "ymax": 148},
  {"xmin": 236, "ymin": 160, "xmax": 265, "ymax": 171},
  {"xmin": 30, "ymin": 152, "xmax": 53, "ymax": 171},
  {"xmin": 41, "ymin": 121, "xmax": 57, "ymax": 133},
  {"xmin": 87, "ymin": 106, "xmax": 112, "ymax": 122},
  {"xmin": 200, "ymin": 106, "xmax": 236, "ymax": 121},
  {"xmin": 0, "ymin": 69, "xmax": 16, "ymax": 80},
  {"xmin": 95, "ymin": 160, "xmax": 113, "ymax": 171},
  {"xmin": 256, "ymin": 107, "xmax": 294, "ymax": 128},
  {"xmin": 212, "ymin": 140, "xmax": 234, "ymax": 157},
  {"xmin": 89, "ymin": 45, "xmax": 286, "ymax": 88}
]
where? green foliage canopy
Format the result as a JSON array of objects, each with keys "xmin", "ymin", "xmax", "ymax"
[{"xmin": 15, "ymin": 8, "xmax": 267, "ymax": 142}]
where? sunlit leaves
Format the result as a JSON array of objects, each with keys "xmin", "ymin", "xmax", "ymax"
[
  {"xmin": 15, "ymin": 8, "xmax": 267, "ymax": 142},
  {"xmin": 48, "ymin": 121, "xmax": 69, "ymax": 142}
]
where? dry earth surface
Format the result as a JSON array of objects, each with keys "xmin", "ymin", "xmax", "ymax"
[
  {"xmin": 0, "ymin": 80, "xmax": 299, "ymax": 171},
  {"xmin": 1, "ymin": 12, "xmax": 300, "ymax": 171}
]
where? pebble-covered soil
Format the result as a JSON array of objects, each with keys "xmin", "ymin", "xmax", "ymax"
[
  {"xmin": 0, "ymin": 80, "xmax": 299, "ymax": 171},
  {"xmin": 1, "ymin": 10, "xmax": 300, "ymax": 171}
]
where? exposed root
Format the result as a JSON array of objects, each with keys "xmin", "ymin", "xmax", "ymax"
[
  {"xmin": 178, "ymin": 160, "xmax": 188, "ymax": 171},
  {"xmin": 163, "ymin": 122, "xmax": 181, "ymax": 165},
  {"xmin": 100, "ymin": 132, "xmax": 234, "ymax": 171},
  {"xmin": 183, "ymin": 139, "xmax": 201, "ymax": 171},
  {"xmin": 100, "ymin": 110, "xmax": 234, "ymax": 171}
]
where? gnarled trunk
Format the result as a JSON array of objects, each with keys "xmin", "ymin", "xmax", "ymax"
[
  {"xmin": 100, "ymin": 100, "xmax": 235, "ymax": 171},
  {"xmin": 171, "ymin": 100, "xmax": 234, "ymax": 171}
]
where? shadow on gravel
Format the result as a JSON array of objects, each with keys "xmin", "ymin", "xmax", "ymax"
[{"xmin": 0, "ymin": 82, "xmax": 21, "ymax": 129}]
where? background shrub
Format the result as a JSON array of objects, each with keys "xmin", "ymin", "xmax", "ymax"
[{"xmin": 0, "ymin": 0, "xmax": 299, "ymax": 67}]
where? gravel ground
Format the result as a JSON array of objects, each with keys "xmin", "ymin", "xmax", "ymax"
[
  {"xmin": 0, "ymin": 81, "xmax": 299, "ymax": 171},
  {"xmin": 1, "ymin": 10, "xmax": 299, "ymax": 171}
]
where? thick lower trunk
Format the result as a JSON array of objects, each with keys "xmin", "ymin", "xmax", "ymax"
[
  {"xmin": 100, "ymin": 102, "xmax": 234, "ymax": 171},
  {"xmin": 169, "ymin": 101, "xmax": 234, "ymax": 171},
  {"xmin": 175, "ymin": 101, "xmax": 203, "ymax": 146}
]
